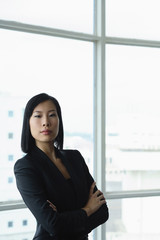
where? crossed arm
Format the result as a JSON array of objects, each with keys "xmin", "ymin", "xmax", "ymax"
[
  {"xmin": 14, "ymin": 156, "xmax": 109, "ymax": 238},
  {"xmin": 48, "ymin": 181, "xmax": 106, "ymax": 217}
]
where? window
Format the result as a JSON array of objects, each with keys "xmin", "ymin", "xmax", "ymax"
[
  {"xmin": 0, "ymin": 1, "xmax": 160, "ymax": 240},
  {"xmin": 105, "ymin": 1, "xmax": 160, "ymax": 240},
  {"xmin": 0, "ymin": 0, "xmax": 93, "ymax": 33},
  {"xmin": 8, "ymin": 177, "xmax": 14, "ymax": 184},
  {"xmin": 106, "ymin": 0, "xmax": 160, "ymax": 40},
  {"xmin": 8, "ymin": 110, "xmax": 14, "ymax": 117},
  {"xmin": 106, "ymin": 44, "xmax": 160, "ymax": 191},
  {"xmin": 8, "ymin": 221, "xmax": 13, "ymax": 228},
  {"xmin": 0, "ymin": 3, "xmax": 93, "ymax": 239},
  {"xmin": 8, "ymin": 132, "xmax": 13, "ymax": 139},
  {"xmin": 107, "ymin": 197, "xmax": 160, "ymax": 239},
  {"xmin": 22, "ymin": 220, "xmax": 28, "ymax": 226},
  {"xmin": 8, "ymin": 155, "xmax": 14, "ymax": 161}
]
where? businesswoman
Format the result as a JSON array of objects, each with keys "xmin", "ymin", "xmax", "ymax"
[{"xmin": 14, "ymin": 93, "xmax": 109, "ymax": 240}]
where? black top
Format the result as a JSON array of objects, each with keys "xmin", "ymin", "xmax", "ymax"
[{"xmin": 14, "ymin": 146, "xmax": 109, "ymax": 240}]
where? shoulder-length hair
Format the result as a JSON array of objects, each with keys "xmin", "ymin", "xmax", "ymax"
[{"xmin": 21, "ymin": 93, "xmax": 64, "ymax": 153}]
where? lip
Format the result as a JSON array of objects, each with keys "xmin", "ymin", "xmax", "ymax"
[{"xmin": 41, "ymin": 130, "xmax": 52, "ymax": 135}]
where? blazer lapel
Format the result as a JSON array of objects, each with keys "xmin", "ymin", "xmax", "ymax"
[{"xmin": 59, "ymin": 150, "xmax": 88, "ymax": 208}]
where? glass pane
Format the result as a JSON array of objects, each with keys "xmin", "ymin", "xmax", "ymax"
[
  {"xmin": 0, "ymin": 209, "xmax": 36, "ymax": 240},
  {"xmin": 0, "ymin": 209, "xmax": 93, "ymax": 240},
  {"xmin": 106, "ymin": 197, "xmax": 160, "ymax": 240},
  {"xmin": 0, "ymin": 28, "xmax": 93, "ymax": 239},
  {"xmin": 106, "ymin": 0, "xmax": 160, "ymax": 40},
  {"xmin": 0, "ymin": 0, "xmax": 93, "ymax": 34},
  {"xmin": 106, "ymin": 44, "xmax": 160, "ymax": 191},
  {"xmin": 0, "ymin": 28, "xmax": 93, "ymax": 199}
]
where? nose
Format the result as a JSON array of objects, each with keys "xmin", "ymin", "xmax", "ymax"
[
  {"xmin": 42, "ymin": 117, "xmax": 50, "ymax": 127},
  {"xmin": 43, "ymin": 123, "xmax": 49, "ymax": 127}
]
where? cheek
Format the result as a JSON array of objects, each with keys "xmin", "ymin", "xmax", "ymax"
[
  {"xmin": 29, "ymin": 119, "xmax": 37, "ymax": 137},
  {"xmin": 29, "ymin": 121, "xmax": 33, "ymax": 137},
  {"xmin": 56, "ymin": 120, "xmax": 60, "ymax": 131},
  {"xmin": 53, "ymin": 120, "xmax": 59, "ymax": 135}
]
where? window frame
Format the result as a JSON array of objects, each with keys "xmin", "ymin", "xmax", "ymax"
[{"xmin": 0, "ymin": 0, "xmax": 160, "ymax": 239}]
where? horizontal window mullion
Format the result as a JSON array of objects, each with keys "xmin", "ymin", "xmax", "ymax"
[
  {"xmin": 0, "ymin": 19, "xmax": 99, "ymax": 42},
  {"xmin": 106, "ymin": 36, "xmax": 160, "ymax": 48},
  {"xmin": 105, "ymin": 189, "xmax": 160, "ymax": 199},
  {"xmin": 1, "ymin": 189, "xmax": 160, "ymax": 211},
  {"xmin": 0, "ymin": 200, "xmax": 26, "ymax": 211}
]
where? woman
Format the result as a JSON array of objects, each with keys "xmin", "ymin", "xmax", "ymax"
[{"xmin": 14, "ymin": 93, "xmax": 109, "ymax": 240}]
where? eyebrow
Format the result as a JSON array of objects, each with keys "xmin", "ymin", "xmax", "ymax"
[{"xmin": 33, "ymin": 109, "xmax": 56, "ymax": 113}]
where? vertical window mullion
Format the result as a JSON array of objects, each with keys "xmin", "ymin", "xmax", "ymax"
[{"xmin": 93, "ymin": 0, "xmax": 106, "ymax": 239}]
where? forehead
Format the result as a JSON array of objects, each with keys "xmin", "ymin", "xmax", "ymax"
[{"xmin": 33, "ymin": 100, "xmax": 57, "ymax": 112}]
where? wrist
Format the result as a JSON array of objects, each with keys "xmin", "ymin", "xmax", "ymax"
[{"xmin": 82, "ymin": 207, "xmax": 92, "ymax": 217}]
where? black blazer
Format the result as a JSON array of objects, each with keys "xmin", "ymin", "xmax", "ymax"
[{"xmin": 14, "ymin": 146, "xmax": 109, "ymax": 240}]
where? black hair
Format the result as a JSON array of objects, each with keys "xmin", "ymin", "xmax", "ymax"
[{"xmin": 21, "ymin": 93, "xmax": 64, "ymax": 153}]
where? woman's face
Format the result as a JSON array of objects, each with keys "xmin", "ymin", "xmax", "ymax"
[{"xmin": 29, "ymin": 100, "xmax": 59, "ymax": 147}]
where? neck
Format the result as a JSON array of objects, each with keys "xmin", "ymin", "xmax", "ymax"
[{"xmin": 36, "ymin": 142, "xmax": 57, "ymax": 160}]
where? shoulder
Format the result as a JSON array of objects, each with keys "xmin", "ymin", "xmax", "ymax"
[
  {"xmin": 14, "ymin": 154, "xmax": 35, "ymax": 173},
  {"xmin": 60, "ymin": 149, "xmax": 84, "ymax": 160},
  {"xmin": 60, "ymin": 149, "xmax": 87, "ymax": 169}
]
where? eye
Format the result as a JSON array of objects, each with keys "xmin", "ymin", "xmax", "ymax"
[
  {"xmin": 49, "ymin": 113, "xmax": 57, "ymax": 117},
  {"xmin": 34, "ymin": 115, "xmax": 41, "ymax": 118}
]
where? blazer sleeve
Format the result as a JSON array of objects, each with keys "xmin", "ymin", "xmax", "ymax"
[
  {"xmin": 76, "ymin": 151, "xmax": 109, "ymax": 233},
  {"xmin": 14, "ymin": 157, "xmax": 88, "ymax": 238}
]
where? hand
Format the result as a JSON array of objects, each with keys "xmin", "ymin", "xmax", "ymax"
[
  {"xmin": 82, "ymin": 182, "xmax": 106, "ymax": 217},
  {"xmin": 47, "ymin": 200, "xmax": 57, "ymax": 212}
]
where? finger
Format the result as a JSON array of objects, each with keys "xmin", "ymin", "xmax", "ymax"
[
  {"xmin": 49, "ymin": 204, "xmax": 57, "ymax": 212},
  {"xmin": 49, "ymin": 203, "xmax": 56, "ymax": 208},
  {"xmin": 99, "ymin": 199, "xmax": 106, "ymax": 205},
  {"xmin": 98, "ymin": 194, "xmax": 106, "ymax": 203},
  {"xmin": 47, "ymin": 200, "xmax": 53, "ymax": 205},
  {"xmin": 49, "ymin": 204, "xmax": 57, "ymax": 211},
  {"xmin": 47, "ymin": 200, "xmax": 57, "ymax": 209},
  {"xmin": 89, "ymin": 182, "xmax": 96, "ymax": 196},
  {"xmin": 93, "ymin": 189, "xmax": 102, "ymax": 197},
  {"xmin": 47, "ymin": 200, "xmax": 55, "ymax": 206}
]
